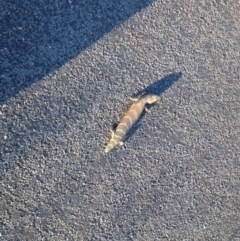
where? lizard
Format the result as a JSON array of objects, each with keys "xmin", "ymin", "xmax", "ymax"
[{"xmin": 105, "ymin": 94, "xmax": 159, "ymax": 153}]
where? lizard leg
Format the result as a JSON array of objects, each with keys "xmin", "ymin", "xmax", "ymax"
[
  {"xmin": 145, "ymin": 106, "xmax": 150, "ymax": 113},
  {"xmin": 110, "ymin": 129, "xmax": 114, "ymax": 139},
  {"xmin": 119, "ymin": 141, "xmax": 124, "ymax": 146},
  {"xmin": 130, "ymin": 97, "xmax": 138, "ymax": 102}
]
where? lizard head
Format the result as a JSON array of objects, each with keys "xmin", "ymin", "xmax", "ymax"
[{"xmin": 145, "ymin": 94, "xmax": 159, "ymax": 104}]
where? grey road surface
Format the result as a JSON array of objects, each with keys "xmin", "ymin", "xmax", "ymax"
[{"xmin": 1, "ymin": 0, "xmax": 240, "ymax": 240}]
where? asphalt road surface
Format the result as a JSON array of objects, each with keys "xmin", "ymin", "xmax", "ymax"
[{"xmin": 1, "ymin": 0, "xmax": 240, "ymax": 240}]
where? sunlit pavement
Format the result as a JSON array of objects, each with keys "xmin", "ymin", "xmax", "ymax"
[{"xmin": 1, "ymin": 0, "xmax": 240, "ymax": 240}]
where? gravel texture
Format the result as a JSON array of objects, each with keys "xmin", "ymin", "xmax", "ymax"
[{"xmin": 1, "ymin": 0, "xmax": 240, "ymax": 240}]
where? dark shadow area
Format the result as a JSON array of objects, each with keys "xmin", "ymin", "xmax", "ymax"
[
  {"xmin": 0, "ymin": 0, "xmax": 155, "ymax": 104},
  {"xmin": 133, "ymin": 71, "xmax": 183, "ymax": 97},
  {"xmin": 123, "ymin": 72, "xmax": 182, "ymax": 142}
]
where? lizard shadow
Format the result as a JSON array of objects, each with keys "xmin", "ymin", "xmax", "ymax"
[{"xmin": 114, "ymin": 72, "xmax": 182, "ymax": 144}]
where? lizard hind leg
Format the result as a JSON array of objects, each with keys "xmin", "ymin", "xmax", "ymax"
[
  {"xmin": 110, "ymin": 129, "xmax": 115, "ymax": 139},
  {"xmin": 119, "ymin": 141, "xmax": 124, "ymax": 146}
]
